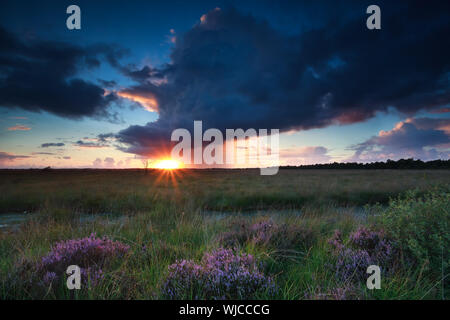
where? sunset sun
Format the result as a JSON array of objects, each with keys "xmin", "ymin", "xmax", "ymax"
[{"xmin": 154, "ymin": 159, "xmax": 181, "ymax": 170}]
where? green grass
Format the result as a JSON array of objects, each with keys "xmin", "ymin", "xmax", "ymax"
[
  {"xmin": 1, "ymin": 169, "xmax": 448, "ymax": 213},
  {"xmin": 0, "ymin": 169, "xmax": 448, "ymax": 299}
]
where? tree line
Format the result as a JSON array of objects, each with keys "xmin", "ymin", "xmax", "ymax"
[{"xmin": 281, "ymin": 158, "xmax": 450, "ymax": 170}]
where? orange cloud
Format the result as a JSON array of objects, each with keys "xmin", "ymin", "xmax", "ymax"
[
  {"xmin": 8, "ymin": 116, "xmax": 28, "ymax": 120},
  {"xmin": 117, "ymin": 91, "xmax": 158, "ymax": 112},
  {"xmin": 7, "ymin": 125, "xmax": 31, "ymax": 131}
]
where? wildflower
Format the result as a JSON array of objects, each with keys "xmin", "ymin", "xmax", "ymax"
[
  {"xmin": 36, "ymin": 233, "xmax": 129, "ymax": 288},
  {"xmin": 162, "ymin": 248, "xmax": 276, "ymax": 299},
  {"xmin": 329, "ymin": 227, "xmax": 396, "ymax": 283}
]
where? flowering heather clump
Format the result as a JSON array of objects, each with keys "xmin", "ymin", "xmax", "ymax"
[
  {"xmin": 335, "ymin": 249, "xmax": 373, "ymax": 282},
  {"xmin": 37, "ymin": 233, "xmax": 129, "ymax": 288},
  {"xmin": 349, "ymin": 227, "xmax": 395, "ymax": 265},
  {"xmin": 329, "ymin": 227, "xmax": 396, "ymax": 282},
  {"xmin": 250, "ymin": 220, "xmax": 277, "ymax": 245},
  {"xmin": 217, "ymin": 219, "xmax": 278, "ymax": 247},
  {"xmin": 162, "ymin": 248, "xmax": 276, "ymax": 299},
  {"xmin": 41, "ymin": 271, "xmax": 58, "ymax": 286},
  {"xmin": 328, "ymin": 230, "xmax": 344, "ymax": 250}
]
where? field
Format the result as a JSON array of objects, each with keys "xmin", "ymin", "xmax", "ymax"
[{"xmin": 0, "ymin": 169, "xmax": 449, "ymax": 299}]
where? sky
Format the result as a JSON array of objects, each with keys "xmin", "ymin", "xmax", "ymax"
[{"xmin": 0, "ymin": 0, "xmax": 449, "ymax": 168}]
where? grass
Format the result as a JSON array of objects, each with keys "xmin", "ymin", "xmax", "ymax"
[
  {"xmin": 0, "ymin": 169, "xmax": 448, "ymax": 213},
  {"xmin": 0, "ymin": 169, "xmax": 448, "ymax": 299}
]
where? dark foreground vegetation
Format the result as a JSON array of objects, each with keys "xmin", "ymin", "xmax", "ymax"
[{"xmin": 0, "ymin": 169, "xmax": 449, "ymax": 299}]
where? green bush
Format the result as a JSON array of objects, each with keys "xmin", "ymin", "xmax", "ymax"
[{"xmin": 381, "ymin": 189, "xmax": 449, "ymax": 278}]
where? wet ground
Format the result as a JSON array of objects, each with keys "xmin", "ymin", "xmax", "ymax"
[
  {"xmin": 0, "ymin": 213, "xmax": 31, "ymax": 230},
  {"xmin": 0, "ymin": 206, "xmax": 377, "ymax": 231},
  {"xmin": 0, "ymin": 212, "xmax": 128, "ymax": 231}
]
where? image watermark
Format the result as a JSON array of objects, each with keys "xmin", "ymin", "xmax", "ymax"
[
  {"xmin": 171, "ymin": 121, "xmax": 280, "ymax": 175},
  {"xmin": 66, "ymin": 265, "xmax": 81, "ymax": 290},
  {"xmin": 366, "ymin": 265, "xmax": 381, "ymax": 290},
  {"xmin": 66, "ymin": 5, "xmax": 81, "ymax": 30}
]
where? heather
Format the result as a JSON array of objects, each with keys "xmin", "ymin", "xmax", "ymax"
[
  {"xmin": 328, "ymin": 227, "xmax": 396, "ymax": 282},
  {"xmin": 162, "ymin": 248, "xmax": 276, "ymax": 299},
  {"xmin": 7, "ymin": 234, "xmax": 130, "ymax": 298},
  {"xmin": 37, "ymin": 233, "xmax": 129, "ymax": 286},
  {"xmin": 0, "ymin": 169, "xmax": 448, "ymax": 299}
]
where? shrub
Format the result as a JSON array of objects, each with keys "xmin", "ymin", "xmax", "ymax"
[
  {"xmin": 381, "ymin": 190, "xmax": 449, "ymax": 276},
  {"xmin": 334, "ymin": 248, "xmax": 373, "ymax": 282},
  {"xmin": 349, "ymin": 227, "xmax": 395, "ymax": 265},
  {"xmin": 36, "ymin": 233, "xmax": 129, "ymax": 288},
  {"xmin": 250, "ymin": 220, "xmax": 277, "ymax": 245},
  {"xmin": 328, "ymin": 230, "xmax": 344, "ymax": 250},
  {"xmin": 161, "ymin": 248, "xmax": 276, "ymax": 299},
  {"xmin": 329, "ymin": 227, "xmax": 396, "ymax": 282}
]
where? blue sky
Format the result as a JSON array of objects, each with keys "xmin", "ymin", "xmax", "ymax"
[{"xmin": 0, "ymin": 1, "xmax": 449, "ymax": 168}]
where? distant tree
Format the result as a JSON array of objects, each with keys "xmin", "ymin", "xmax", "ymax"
[
  {"xmin": 142, "ymin": 159, "xmax": 149, "ymax": 173},
  {"xmin": 280, "ymin": 158, "xmax": 450, "ymax": 170}
]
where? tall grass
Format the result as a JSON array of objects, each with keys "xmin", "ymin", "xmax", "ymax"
[
  {"xmin": 0, "ymin": 169, "xmax": 448, "ymax": 299},
  {"xmin": 1, "ymin": 169, "xmax": 448, "ymax": 213}
]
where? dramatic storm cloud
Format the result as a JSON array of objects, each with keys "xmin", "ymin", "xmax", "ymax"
[
  {"xmin": 0, "ymin": 26, "xmax": 120, "ymax": 119},
  {"xmin": 115, "ymin": 3, "xmax": 450, "ymax": 157}
]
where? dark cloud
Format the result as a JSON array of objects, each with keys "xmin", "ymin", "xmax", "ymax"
[
  {"xmin": 73, "ymin": 140, "xmax": 108, "ymax": 148},
  {"xmin": 97, "ymin": 79, "xmax": 118, "ymax": 88},
  {"xmin": 119, "ymin": 65, "xmax": 164, "ymax": 83},
  {"xmin": 32, "ymin": 152, "xmax": 55, "ymax": 155},
  {"xmin": 349, "ymin": 118, "xmax": 450, "ymax": 162},
  {"xmin": 114, "ymin": 124, "xmax": 175, "ymax": 156},
  {"xmin": 41, "ymin": 143, "xmax": 65, "ymax": 148},
  {"xmin": 97, "ymin": 133, "xmax": 116, "ymax": 143},
  {"xmin": 115, "ymin": 3, "xmax": 450, "ymax": 157},
  {"xmin": 0, "ymin": 26, "xmax": 120, "ymax": 119},
  {"xmin": 0, "ymin": 151, "xmax": 30, "ymax": 164}
]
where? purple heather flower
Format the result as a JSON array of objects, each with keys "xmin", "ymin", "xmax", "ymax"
[
  {"xmin": 329, "ymin": 227, "xmax": 396, "ymax": 283},
  {"xmin": 162, "ymin": 248, "xmax": 276, "ymax": 299},
  {"xmin": 36, "ymin": 233, "xmax": 129, "ymax": 289}
]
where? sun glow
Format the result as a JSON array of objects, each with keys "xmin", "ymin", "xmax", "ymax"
[{"xmin": 154, "ymin": 159, "xmax": 181, "ymax": 170}]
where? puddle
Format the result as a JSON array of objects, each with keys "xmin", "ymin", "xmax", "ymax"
[
  {"xmin": 1, "ymin": 206, "xmax": 382, "ymax": 230},
  {"xmin": 0, "ymin": 213, "xmax": 32, "ymax": 230},
  {"xmin": 0, "ymin": 212, "xmax": 127, "ymax": 231}
]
